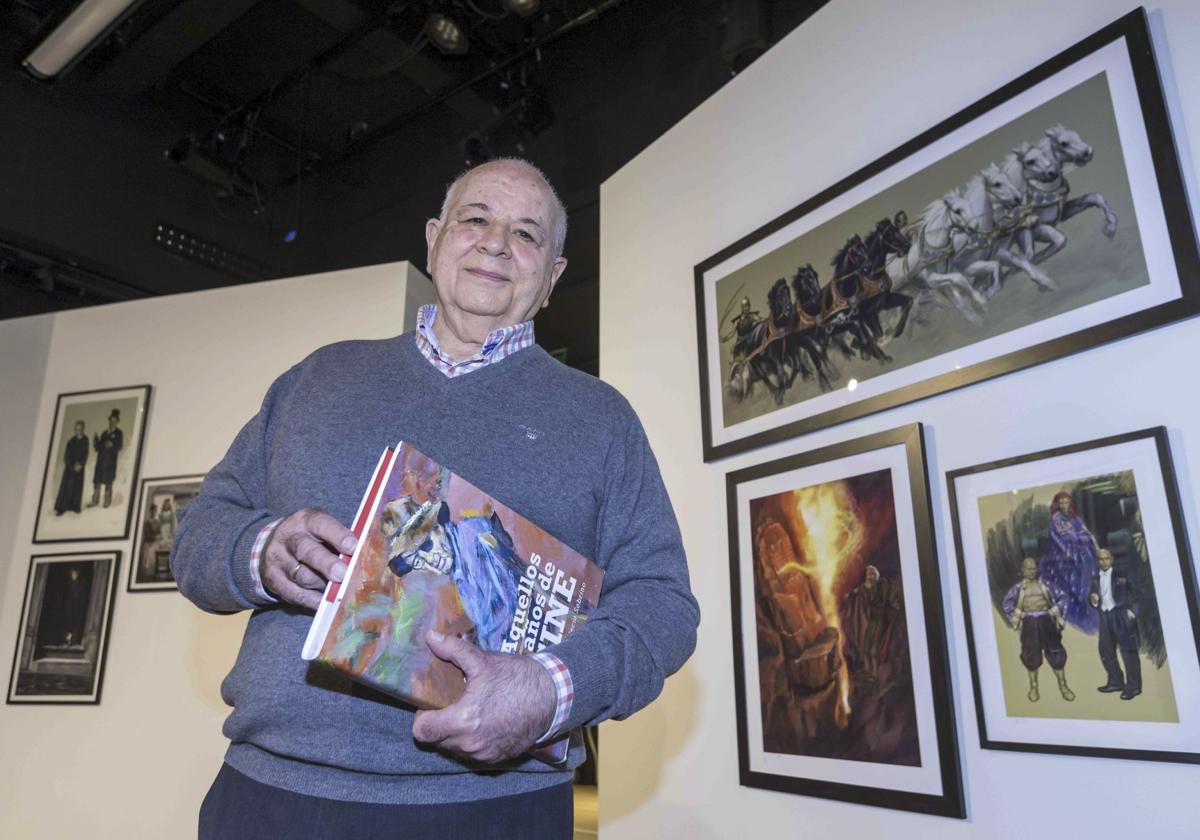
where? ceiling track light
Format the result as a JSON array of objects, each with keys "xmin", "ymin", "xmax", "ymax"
[
  {"xmin": 426, "ymin": 13, "xmax": 469, "ymax": 56},
  {"xmin": 503, "ymin": 0, "xmax": 540, "ymax": 17},
  {"xmin": 23, "ymin": 0, "xmax": 146, "ymax": 80}
]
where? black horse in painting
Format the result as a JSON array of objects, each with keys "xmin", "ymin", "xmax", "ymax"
[
  {"xmin": 785, "ymin": 264, "xmax": 838, "ymax": 392},
  {"xmin": 820, "ymin": 221, "xmax": 913, "ymax": 363}
]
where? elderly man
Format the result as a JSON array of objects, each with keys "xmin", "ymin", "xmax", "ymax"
[{"xmin": 172, "ymin": 158, "xmax": 699, "ymax": 839}]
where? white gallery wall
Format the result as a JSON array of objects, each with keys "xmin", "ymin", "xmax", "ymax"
[
  {"xmin": 0, "ymin": 262, "xmax": 433, "ymax": 838},
  {"xmin": 598, "ymin": 1, "xmax": 1200, "ymax": 837}
]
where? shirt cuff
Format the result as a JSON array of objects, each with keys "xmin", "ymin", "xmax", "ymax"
[
  {"xmin": 530, "ymin": 651, "xmax": 573, "ymax": 742},
  {"xmin": 248, "ymin": 518, "xmax": 283, "ymax": 603}
]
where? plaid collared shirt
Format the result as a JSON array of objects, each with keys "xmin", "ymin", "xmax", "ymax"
[
  {"xmin": 249, "ymin": 305, "xmax": 573, "ymax": 741},
  {"xmin": 414, "ymin": 303, "xmax": 536, "ymax": 377}
]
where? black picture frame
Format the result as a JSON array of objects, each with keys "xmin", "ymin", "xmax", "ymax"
[
  {"xmin": 7, "ymin": 551, "xmax": 121, "ymax": 705},
  {"xmin": 696, "ymin": 8, "xmax": 1200, "ymax": 461},
  {"xmin": 946, "ymin": 427, "xmax": 1200, "ymax": 764},
  {"xmin": 128, "ymin": 474, "xmax": 205, "ymax": 592},
  {"xmin": 32, "ymin": 384, "xmax": 152, "ymax": 543},
  {"xmin": 727, "ymin": 424, "xmax": 964, "ymax": 817}
]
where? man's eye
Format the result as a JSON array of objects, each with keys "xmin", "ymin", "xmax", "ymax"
[{"xmin": 515, "ymin": 229, "xmax": 536, "ymax": 243}]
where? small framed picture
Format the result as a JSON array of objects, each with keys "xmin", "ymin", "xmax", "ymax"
[
  {"xmin": 128, "ymin": 475, "xmax": 205, "ymax": 592},
  {"xmin": 727, "ymin": 424, "xmax": 963, "ymax": 817},
  {"xmin": 947, "ymin": 427, "xmax": 1200, "ymax": 763},
  {"xmin": 32, "ymin": 385, "xmax": 152, "ymax": 543},
  {"xmin": 7, "ymin": 551, "xmax": 121, "ymax": 704}
]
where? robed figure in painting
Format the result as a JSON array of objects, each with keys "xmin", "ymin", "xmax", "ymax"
[
  {"xmin": 841, "ymin": 565, "xmax": 906, "ymax": 685},
  {"xmin": 1039, "ymin": 491, "xmax": 1100, "ymax": 633},
  {"xmin": 54, "ymin": 421, "xmax": 89, "ymax": 515}
]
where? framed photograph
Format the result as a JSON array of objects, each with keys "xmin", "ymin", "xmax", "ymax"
[
  {"xmin": 128, "ymin": 474, "xmax": 204, "ymax": 592},
  {"xmin": 696, "ymin": 9, "xmax": 1200, "ymax": 461},
  {"xmin": 32, "ymin": 385, "xmax": 152, "ymax": 543},
  {"xmin": 947, "ymin": 427, "xmax": 1200, "ymax": 763},
  {"xmin": 7, "ymin": 551, "xmax": 120, "ymax": 704},
  {"xmin": 727, "ymin": 424, "xmax": 963, "ymax": 817}
]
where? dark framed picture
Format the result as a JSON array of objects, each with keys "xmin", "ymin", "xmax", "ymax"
[
  {"xmin": 128, "ymin": 474, "xmax": 204, "ymax": 592},
  {"xmin": 696, "ymin": 9, "xmax": 1200, "ymax": 461},
  {"xmin": 32, "ymin": 385, "xmax": 152, "ymax": 543},
  {"xmin": 947, "ymin": 427, "xmax": 1200, "ymax": 764},
  {"xmin": 727, "ymin": 424, "xmax": 963, "ymax": 817},
  {"xmin": 7, "ymin": 551, "xmax": 121, "ymax": 704}
]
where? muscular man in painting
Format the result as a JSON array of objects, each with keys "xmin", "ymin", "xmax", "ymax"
[
  {"xmin": 1002, "ymin": 557, "xmax": 1075, "ymax": 702},
  {"xmin": 1089, "ymin": 548, "xmax": 1143, "ymax": 700}
]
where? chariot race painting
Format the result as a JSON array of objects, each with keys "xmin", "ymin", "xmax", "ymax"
[
  {"xmin": 728, "ymin": 426, "xmax": 963, "ymax": 817},
  {"xmin": 949, "ymin": 428, "xmax": 1200, "ymax": 763},
  {"xmin": 697, "ymin": 11, "xmax": 1200, "ymax": 460}
]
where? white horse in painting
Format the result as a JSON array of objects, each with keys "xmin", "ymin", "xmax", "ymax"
[
  {"xmin": 886, "ymin": 191, "xmax": 987, "ymax": 322},
  {"xmin": 1013, "ymin": 124, "xmax": 1118, "ymax": 263}
]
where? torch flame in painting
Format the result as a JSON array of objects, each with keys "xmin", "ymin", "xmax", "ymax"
[{"xmin": 792, "ymin": 481, "xmax": 863, "ymax": 718}]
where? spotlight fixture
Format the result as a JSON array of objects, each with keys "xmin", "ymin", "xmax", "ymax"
[
  {"xmin": 23, "ymin": 0, "xmax": 144, "ymax": 80},
  {"xmin": 502, "ymin": 0, "xmax": 540, "ymax": 17},
  {"xmin": 426, "ymin": 13, "xmax": 469, "ymax": 56}
]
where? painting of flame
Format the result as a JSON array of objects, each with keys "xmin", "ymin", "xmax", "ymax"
[{"xmin": 749, "ymin": 468, "xmax": 921, "ymax": 766}]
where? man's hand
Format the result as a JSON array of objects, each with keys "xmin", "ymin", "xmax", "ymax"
[
  {"xmin": 412, "ymin": 631, "xmax": 556, "ymax": 764},
  {"xmin": 260, "ymin": 508, "xmax": 356, "ymax": 610},
  {"xmin": 1089, "ymin": 593, "xmax": 1099, "ymax": 607}
]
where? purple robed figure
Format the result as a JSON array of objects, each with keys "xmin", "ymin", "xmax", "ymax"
[{"xmin": 1039, "ymin": 491, "xmax": 1099, "ymax": 633}]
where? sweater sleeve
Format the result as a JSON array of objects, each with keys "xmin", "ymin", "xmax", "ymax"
[
  {"xmin": 170, "ymin": 370, "xmax": 294, "ymax": 614},
  {"xmin": 547, "ymin": 410, "xmax": 700, "ymax": 730}
]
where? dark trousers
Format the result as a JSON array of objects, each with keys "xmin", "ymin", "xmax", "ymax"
[
  {"xmin": 199, "ymin": 764, "xmax": 573, "ymax": 840},
  {"xmin": 1019, "ymin": 614, "xmax": 1066, "ymax": 671},
  {"xmin": 1099, "ymin": 608, "xmax": 1141, "ymax": 690}
]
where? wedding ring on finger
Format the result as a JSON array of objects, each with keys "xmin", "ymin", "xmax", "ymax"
[{"xmin": 289, "ymin": 561, "xmax": 303, "ymax": 582}]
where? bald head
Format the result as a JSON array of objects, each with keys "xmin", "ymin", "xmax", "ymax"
[{"xmin": 439, "ymin": 158, "xmax": 568, "ymax": 258}]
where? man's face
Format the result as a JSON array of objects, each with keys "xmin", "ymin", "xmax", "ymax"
[
  {"xmin": 864, "ymin": 566, "xmax": 880, "ymax": 589},
  {"xmin": 108, "ymin": 416, "xmax": 118, "ymax": 430},
  {"xmin": 1098, "ymin": 550, "xmax": 1114, "ymax": 571},
  {"xmin": 401, "ymin": 525, "xmax": 454, "ymax": 576},
  {"xmin": 73, "ymin": 422, "xmax": 84, "ymax": 436},
  {"xmin": 425, "ymin": 162, "xmax": 567, "ymax": 331},
  {"xmin": 1022, "ymin": 558, "xmax": 1038, "ymax": 580},
  {"xmin": 1056, "ymin": 495, "xmax": 1070, "ymax": 513}
]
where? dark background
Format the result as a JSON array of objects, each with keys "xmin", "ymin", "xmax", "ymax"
[{"xmin": 0, "ymin": 0, "xmax": 828, "ymax": 374}]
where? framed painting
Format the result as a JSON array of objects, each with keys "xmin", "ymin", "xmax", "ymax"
[
  {"xmin": 947, "ymin": 427, "xmax": 1200, "ymax": 763},
  {"xmin": 727, "ymin": 424, "xmax": 963, "ymax": 817},
  {"xmin": 128, "ymin": 474, "xmax": 204, "ymax": 592},
  {"xmin": 696, "ymin": 8, "xmax": 1200, "ymax": 461},
  {"xmin": 7, "ymin": 551, "xmax": 121, "ymax": 704},
  {"xmin": 32, "ymin": 385, "xmax": 152, "ymax": 543}
]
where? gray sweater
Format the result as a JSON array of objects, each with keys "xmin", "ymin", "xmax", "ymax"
[{"xmin": 172, "ymin": 335, "xmax": 699, "ymax": 804}]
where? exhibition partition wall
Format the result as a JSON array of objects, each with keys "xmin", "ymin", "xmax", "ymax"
[
  {"xmin": 0, "ymin": 262, "xmax": 433, "ymax": 837},
  {"xmin": 598, "ymin": 0, "xmax": 1200, "ymax": 837}
]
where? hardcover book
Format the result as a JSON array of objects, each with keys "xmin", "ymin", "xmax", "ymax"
[{"xmin": 302, "ymin": 441, "xmax": 603, "ymax": 763}]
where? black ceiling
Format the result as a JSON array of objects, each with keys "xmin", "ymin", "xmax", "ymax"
[{"xmin": 0, "ymin": 0, "xmax": 827, "ymax": 372}]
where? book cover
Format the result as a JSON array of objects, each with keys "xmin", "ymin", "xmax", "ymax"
[{"xmin": 303, "ymin": 441, "xmax": 602, "ymax": 761}]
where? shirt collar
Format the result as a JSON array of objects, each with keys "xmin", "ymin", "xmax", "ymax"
[{"xmin": 414, "ymin": 303, "xmax": 536, "ymax": 378}]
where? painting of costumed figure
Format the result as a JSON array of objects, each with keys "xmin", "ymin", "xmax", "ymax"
[
  {"xmin": 34, "ymin": 385, "xmax": 151, "ymax": 543},
  {"xmin": 950, "ymin": 427, "xmax": 1200, "ymax": 764}
]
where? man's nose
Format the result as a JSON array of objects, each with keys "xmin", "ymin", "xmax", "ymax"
[{"xmin": 477, "ymin": 222, "xmax": 510, "ymax": 256}]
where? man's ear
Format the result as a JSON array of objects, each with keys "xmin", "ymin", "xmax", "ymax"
[
  {"xmin": 541, "ymin": 257, "xmax": 568, "ymax": 309},
  {"xmin": 425, "ymin": 217, "xmax": 441, "ymax": 273}
]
